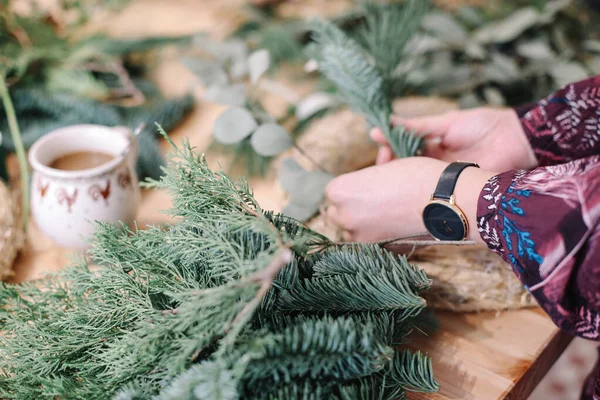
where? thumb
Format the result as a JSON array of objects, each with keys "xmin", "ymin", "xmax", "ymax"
[{"xmin": 391, "ymin": 112, "xmax": 455, "ymax": 139}]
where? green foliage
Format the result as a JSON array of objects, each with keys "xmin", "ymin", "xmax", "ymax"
[
  {"xmin": 183, "ymin": 36, "xmax": 303, "ymax": 176},
  {"xmin": 356, "ymin": 0, "xmax": 430, "ymax": 96},
  {"xmin": 0, "ymin": 86, "xmax": 194, "ymax": 181},
  {"xmin": 0, "ymin": 134, "xmax": 438, "ymax": 399},
  {"xmin": 309, "ymin": 0, "xmax": 429, "ymax": 159},
  {"xmin": 0, "ymin": 1, "xmax": 194, "ymax": 182},
  {"xmin": 406, "ymin": 1, "xmax": 600, "ymax": 106}
]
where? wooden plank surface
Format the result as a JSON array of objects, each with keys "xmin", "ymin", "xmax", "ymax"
[
  {"xmin": 407, "ymin": 311, "xmax": 571, "ymax": 400},
  {"xmin": 8, "ymin": 1, "xmax": 571, "ymax": 399}
]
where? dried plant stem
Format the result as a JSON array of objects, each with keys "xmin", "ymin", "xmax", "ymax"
[
  {"xmin": 334, "ymin": 232, "xmax": 477, "ymax": 248},
  {"xmin": 387, "ymin": 240, "xmax": 477, "ymax": 247},
  {"xmin": 293, "ymin": 143, "xmax": 330, "ymax": 174},
  {"xmin": 219, "ymin": 247, "xmax": 293, "ymax": 355},
  {"xmin": 0, "ymin": 77, "xmax": 28, "ymax": 230}
]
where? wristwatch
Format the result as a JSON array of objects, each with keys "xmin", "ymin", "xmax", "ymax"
[{"xmin": 422, "ymin": 161, "xmax": 480, "ymax": 241}]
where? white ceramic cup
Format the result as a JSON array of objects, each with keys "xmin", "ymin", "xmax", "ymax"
[{"xmin": 28, "ymin": 124, "xmax": 141, "ymax": 250}]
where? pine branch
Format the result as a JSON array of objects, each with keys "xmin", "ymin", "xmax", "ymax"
[
  {"xmin": 357, "ymin": 0, "xmax": 430, "ymax": 82},
  {"xmin": 0, "ymin": 135, "xmax": 437, "ymax": 399},
  {"xmin": 238, "ymin": 317, "xmax": 394, "ymax": 391},
  {"xmin": 309, "ymin": 3, "xmax": 429, "ymax": 158},
  {"xmin": 386, "ymin": 350, "xmax": 439, "ymax": 393},
  {"xmin": 155, "ymin": 360, "xmax": 239, "ymax": 400},
  {"xmin": 311, "ymin": 244, "xmax": 431, "ymax": 292}
]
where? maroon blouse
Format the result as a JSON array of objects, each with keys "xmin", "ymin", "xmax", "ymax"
[{"xmin": 477, "ymin": 76, "xmax": 600, "ymax": 400}]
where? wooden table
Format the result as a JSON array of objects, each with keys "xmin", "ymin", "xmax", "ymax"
[{"xmin": 8, "ymin": 1, "xmax": 572, "ymax": 399}]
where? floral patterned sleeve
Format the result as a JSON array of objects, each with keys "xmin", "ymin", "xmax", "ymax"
[
  {"xmin": 519, "ymin": 75, "xmax": 600, "ymax": 166},
  {"xmin": 478, "ymin": 77, "xmax": 600, "ymax": 399},
  {"xmin": 477, "ymin": 158, "xmax": 600, "ymax": 399}
]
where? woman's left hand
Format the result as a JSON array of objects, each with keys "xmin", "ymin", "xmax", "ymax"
[{"xmin": 324, "ymin": 157, "xmax": 495, "ymax": 243}]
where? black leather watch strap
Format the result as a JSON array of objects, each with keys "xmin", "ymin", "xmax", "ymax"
[{"xmin": 432, "ymin": 162, "xmax": 480, "ymax": 201}]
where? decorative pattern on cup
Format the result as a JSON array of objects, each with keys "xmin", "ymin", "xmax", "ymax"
[
  {"xmin": 56, "ymin": 188, "xmax": 79, "ymax": 213},
  {"xmin": 88, "ymin": 180, "xmax": 111, "ymax": 205},
  {"xmin": 37, "ymin": 177, "xmax": 49, "ymax": 199},
  {"xmin": 118, "ymin": 171, "xmax": 132, "ymax": 190}
]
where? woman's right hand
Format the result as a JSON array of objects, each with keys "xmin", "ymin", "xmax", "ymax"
[{"xmin": 372, "ymin": 107, "xmax": 538, "ymax": 172}]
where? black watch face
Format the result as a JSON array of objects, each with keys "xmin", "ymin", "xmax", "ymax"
[{"xmin": 423, "ymin": 202, "xmax": 467, "ymax": 241}]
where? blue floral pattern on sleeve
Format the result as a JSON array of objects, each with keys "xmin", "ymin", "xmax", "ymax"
[{"xmin": 498, "ymin": 185, "xmax": 544, "ymax": 273}]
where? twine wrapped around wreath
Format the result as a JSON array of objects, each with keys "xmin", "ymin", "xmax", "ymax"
[
  {"xmin": 276, "ymin": 97, "xmax": 536, "ymax": 312},
  {"xmin": 0, "ymin": 180, "xmax": 24, "ymax": 281}
]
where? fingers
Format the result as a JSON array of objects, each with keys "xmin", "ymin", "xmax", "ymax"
[
  {"xmin": 370, "ymin": 128, "xmax": 394, "ymax": 165},
  {"xmin": 376, "ymin": 146, "xmax": 393, "ymax": 165},
  {"xmin": 324, "ymin": 204, "xmax": 355, "ymax": 242},
  {"xmin": 370, "ymin": 128, "xmax": 388, "ymax": 145},
  {"xmin": 370, "ymin": 111, "xmax": 456, "ymax": 162},
  {"xmin": 391, "ymin": 112, "xmax": 454, "ymax": 138}
]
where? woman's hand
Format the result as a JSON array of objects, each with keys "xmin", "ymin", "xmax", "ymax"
[
  {"xmin": 372, "ymin": 108, "xmax": 537, "ymax": 172},
  {"xmin": 325, "ymin": 157, "xmax": 496, "ymax": 243}
]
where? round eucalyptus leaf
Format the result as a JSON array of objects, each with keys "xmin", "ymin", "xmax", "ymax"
[
  {"xmin": 483, "ymin": 53, "xmax": 521, "ymax": 84},
  {"xmin": 405, "ymin": 34, "xmax": 446, "ymax": 56},
  {"xmin": 516, "ymin": 38, "xmax": 554, "ymax": 60},
  {"xmin": 464, "ymin": 41, "xmax": 486, "ymax": 60},
  {"xmin": 285, "ymin": 170, "xmax": 334, "ymax": 208},
  {"xmin": 483, "ymin": 87, "xmax": 505, "ymax": 106},
  {"xmin": 587, "ymin": 57, "xmax": 600, "ymax": 75},
  {"xmin": 214, "ymin": 108, "xmax": 258, "ymax": 145},
  {"xmin": 204, "ymin": 84, "xmax": 247, "ymax": 107},
  {"xmin": 474, "ymin": 7, "xmax": 539, "ymax": 44},
  {"xmin": 456, "ymin": 6, "xmax": 484, "ymax": 27},
  {"xmin": 538, "ymin": 0, "xmax": 571, "ymax": 24},
  {"xmin": 550, "ymin": 62, "xmax": 589, "ymax": 88},
  {"xmin": 230, "ymin": 60, "xmax": 249, "ymax": 81},
  {"xmin": 181, "ymin": 57, "xmax": 228, "ymax": 87},
  {"xmin": 282, "ymin": 201, "xmax": 320, "ymax": 222},
  {"xmin": 250, "ymin": 123, "xmax": 293, "ymax": 156},
  {"xmin": 220, "ymin": 39, "xmax": 249, "ymax": 65},
  {"xmin": 583, "ymin": 40, "xmax": 600, "ymax": 54},
  {"xmin": 459, "ymin": 92, "xmax": 481, "ymax": 109},
  {"xmin": 279, "ymin": 158, "xmax": 306, "ymax": 194},
  {"xmin": 422, "ymin": 11, "xmax": 468, "ymax": 43},
  {"xmin": 248, "ymin": 50, "xmax": 271, "ymax": 84},
  {"xmin": 295, "ymin": 92, "xmax": 336, "ymax": 121}
]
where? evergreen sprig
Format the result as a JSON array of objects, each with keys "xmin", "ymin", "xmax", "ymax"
[
  {"xmin": 310, "ymin": 0, "xmax": 429, "ymax": 158},
  {"xmin": 0, "ymin": 131, "xmax": 438, "ymax": 399}
]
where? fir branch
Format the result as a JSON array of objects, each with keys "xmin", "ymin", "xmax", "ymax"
[
  {"xmin": 220, "ymin": 248, "xmax": 293, "ymax": 354},
  {"xmin": 276, "ymin": 246, "xmax": 427, "ymax": 319},
  {"xmin": 309, "ymin": 4, "xmax": 428, "ymax": 158},
  {"xmin": 387, "ymin": 350, "xmax": 439, "ymax": 393},
  {"xmin": 311, "ymin": 244, "xmax": 431, "ymax": 292},
  {"xmin": 238, "ymin": 317, "xmax": 394, "ymax": 391},
  {"xmin": 335, "ymin": 376, "xmax": 407, "ymax": 400},
  {"xmin": 155, "ymin": 360, "xmax": 239, "ymax": 400},
  {"xmin": 0, "ymin": 136, "xmax": 436, "ymax": 399},
  {"xmin": 247, "ymin": 380, "xmax": 330, "ymax": 400},
  {"xmin": 311, "ymin": 20, "xmax": 390, "ymax": 126},
  {"xmin": 357, "ymin": 0, "xmax": 430, "ymax": 84}
]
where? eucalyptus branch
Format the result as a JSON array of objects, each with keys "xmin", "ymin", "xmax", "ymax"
[
  {"xmin": 258, "ymin": 78, "xmax": 301, "ymax": 103},
  {"xmin": 0, "ymin": 75, "xmax": 29, "ymax": 230}
]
